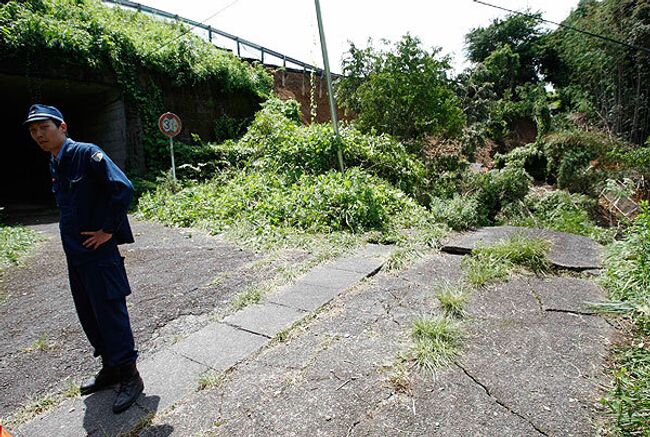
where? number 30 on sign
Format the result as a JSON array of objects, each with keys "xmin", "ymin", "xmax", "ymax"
[{"xmin": 158, "ymin": 112, "xmax": 182, "ymax": 138}]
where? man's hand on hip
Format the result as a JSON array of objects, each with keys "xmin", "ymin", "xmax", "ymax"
[{"xmin": 81, "ymin": 230, "xmax": 113, "ymax": 250}]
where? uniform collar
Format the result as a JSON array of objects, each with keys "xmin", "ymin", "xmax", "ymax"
[{"xmin": 54, "ymin": 138, "xmax": 73, "ymax": 162}]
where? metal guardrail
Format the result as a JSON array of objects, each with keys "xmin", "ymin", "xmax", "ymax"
[{"xmin": 103, "ymin": 0, "xmax": 324, "ymax": 75}]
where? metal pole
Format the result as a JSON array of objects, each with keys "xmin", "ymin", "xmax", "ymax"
[
  {"xmin": 314, "ymin": 0, "xmax": 344, "ymax": 172},
  {"xmin": 169, "ymin": 137, "xmax": 176, "ymax": 181}
]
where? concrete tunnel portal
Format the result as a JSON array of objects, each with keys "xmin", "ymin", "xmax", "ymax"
[{"xmin": 2, "ymin": 73, "xmax": 129, "ymax": 216}]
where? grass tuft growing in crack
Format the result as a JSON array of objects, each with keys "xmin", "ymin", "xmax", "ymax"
[
  {"xmin": 21, "ymin": 332, "xmax": 55, "ymax": 353},
  {"xmin": 10, "ymin": 395, "xmax": 58, "ymax": 427},
  {"xmin": 463, "ymin": 234, "xmax": 550, "ymax": 286},
  {"xmin": 198, "ymin": 370, "xmax": 226, "ymax": 391},
  {"xmin": 231, "ymin": 285, "xmax": 268, "ymax": 310},
  {"xmin": 409, "ymin": 315, "xmax": 464, "ymax": 371},
  {"xmin": 387, "ymin": 361, "xmax": 413, "ymax": 393},
  {"xmin": 435, "ymin": 284, "xmax": 470, "ymax": 318}
]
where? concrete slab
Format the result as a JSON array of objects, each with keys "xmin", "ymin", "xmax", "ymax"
[
  {"xmin": 222, "ymin": 303, "xmax": 307, "ymax": 338},
  {"xmin": 466, "ymin": 276, "xmax": 541, "ymax": 320},
  {"xmin": 170, "ymin": 323, "xmax": 267, "ymax": 370},
  {"xmin": 266, "ymin": 282, "xmax": 340, "ymax": 312},
  {"xmin": 353, "ymin": 366, "xmax": 539, "ymax": 436},
  {"xmin": 528, "ymin": 276, "xmax": 605, "ymax": 314},
  {"xmin": 298, "ymin": 266, "xmax": 365, "ymax": 289},
  {"xmin": 460, "ymin": 311, "xmax": 614, "ymax": 436},
  {"xmin": 442, "ymin": 226, "xmax": 603, "ymax": 270},
  {"xmin": 135, "ymin": 349, "xmax": 208, "ymax": 412},
  {"xmin": 324, "ymin": 243, "xmax": 391, "ymax": 274},
  {"xmin": 139, "ymin": 251, "xmax": 616, "ymax": 437},
  {"xmin": 15, "ymin": 389, "xmax": 147, "ymax": 437}
]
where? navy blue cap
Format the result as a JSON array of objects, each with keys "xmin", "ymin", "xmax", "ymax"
[{"xmin": 23, "ymin": 104, "xmax": 65, "ymax": 125}]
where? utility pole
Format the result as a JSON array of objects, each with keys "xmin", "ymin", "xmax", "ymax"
[{"xmin": 314, "ymin": 0, "xmax": 345, "ymax": 173}]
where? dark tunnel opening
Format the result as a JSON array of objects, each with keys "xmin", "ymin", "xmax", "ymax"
[{"xmin": 2, "ymin": 73, "xmax": 127, "ymax": 220}]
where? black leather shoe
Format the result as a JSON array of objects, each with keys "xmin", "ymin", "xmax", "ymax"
[
  {"xmin": 80, "ymin": 366, "xmax": 120, "ymax": 395},
  {"xmin": 112, "ymin": 365, "xmax": 144, "ymax": 414}
]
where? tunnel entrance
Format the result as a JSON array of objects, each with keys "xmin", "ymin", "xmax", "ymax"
[{"xmin": 2, "ymin": 73, "xmax": 127, "ymax": 218}]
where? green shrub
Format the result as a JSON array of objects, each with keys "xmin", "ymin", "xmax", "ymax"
[
  {"xmin": 236, "ymin": 100, "xmax": 427, "ymax": 198},
  {"xmin": 429, "ymin": 194, "xmax": 481, "ymax": 231},
  {"xmin": 338, "ymin": 34, "xmax": 465, "ymax": 140},
  {"xmin": 462, "ymin": 166, "xmax": 532, "ymax": 223},
  {"xmin": 601, "ymin": 201, "xmax": 650, "ymax": 313},
  {"xmin": 541, "ymin": 130, "xmax": 629, "ymax": 195},
  {"xmin": 500, "ymin": 189, "xmax": 614, "ymax": 244},
  {"xmin": 493, "ymin": 143, "xmax": 547, "ymax": 181},
  {"xmin": 599, "ymin": 201, "xmax": 650, "ymax": 435},
  {"xmin": 138, "ymin": 168, "xmax": 425, "ymax": 235}
]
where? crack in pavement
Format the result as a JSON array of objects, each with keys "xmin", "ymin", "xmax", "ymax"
[
  {"xmin": 544, "ymin": 308, "xmax": 596, "ymax": 317},
  {"xmin": 529, "ymin": 289, "xmax": 544, "ymax": 312},
  {"xmin": 455, "ymin": 362, "xmax": 549, "ymax": 436},
  {"xmin": 347, "ymin": 392, "xmax": 396, "ymax": 436}
]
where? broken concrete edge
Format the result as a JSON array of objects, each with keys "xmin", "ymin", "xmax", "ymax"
[{"xmin": 440, "ymin": 245, "xmax": 601, "ymax": 272}]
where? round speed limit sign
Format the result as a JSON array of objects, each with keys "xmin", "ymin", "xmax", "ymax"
[{"xmin": 158, "ymin": 112, "xmax": 182, "ymax": 138}]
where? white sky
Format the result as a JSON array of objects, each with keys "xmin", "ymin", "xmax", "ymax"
[{"xmin": 134, "ymin": 0, "xmax": 579, "ymax": 74}]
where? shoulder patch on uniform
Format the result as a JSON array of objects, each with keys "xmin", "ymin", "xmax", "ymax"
[{"xmin": 91, "ymin": 151, "xmax": 104, "ymax": 162}]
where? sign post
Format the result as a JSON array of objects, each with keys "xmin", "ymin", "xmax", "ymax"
[{"xmin": 158, "ymin": 112, "xmax": 182, "ymax": 181}]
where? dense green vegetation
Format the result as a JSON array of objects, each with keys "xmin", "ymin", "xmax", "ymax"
[
  {"xmin": 337, "ymin": 35, "xmax": 465, "ymax": 141},
  {"xmin": 0, "ymin": 225, "xmax": 42, "ymax": 270},
  {"xmin": 598, "ymin": 203, "xmax": 650, "ymax": 434},
  {"xmin": 544, "ymin": 0, "xmax": 650, "ymax": 145}
]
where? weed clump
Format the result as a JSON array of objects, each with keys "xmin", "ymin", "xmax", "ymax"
[
  {"xmin": 500, "ymin": 188, "xmax": 615, "ymax": 244},
  {"xmin": 435, "ymin": 285, "xmax": 470, "ymax": 318},
  {"xmin": 409, "ymin": 315, "xmax": 464, "ymax": 371},
  {"xmin": 463, "ymin": 234, "xmax": 550, "ymax": 286},
  {"xmin": 0, "ymin": 225, "xmax": 43, "ymax": 269}
]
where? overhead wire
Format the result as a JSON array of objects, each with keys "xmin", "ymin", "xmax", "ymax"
[{"xmin": 472, "ymin": 0, "xmax": 650, "ymax": 55}]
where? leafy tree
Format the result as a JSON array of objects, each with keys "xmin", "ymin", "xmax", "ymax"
[
  {"xmin": 465, "ymin": 11, "xmax": 546, "ymax": 93},
  {"xmin": 337, "ymin": 34, "xmax": 465, "ymax": 141},
  {"xmin": 543, "ymin": 0, "xmax": 650, "ymax": 144},
  {"xmin": 460, "ymin": 12, "xmax": 551, "ymax": 148}
]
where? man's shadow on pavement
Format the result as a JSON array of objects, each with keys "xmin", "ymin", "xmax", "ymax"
[{"xmin": 82, "ymin": 389, "xmax": 172, "ymax": 436}]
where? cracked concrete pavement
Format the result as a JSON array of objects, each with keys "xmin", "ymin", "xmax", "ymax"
[
  {"xmin": 140, "ymin": 250, "xmax": 615, "ymax": 436},
  {"xmin": 3, "ymin": 220, "xmax": 617, "ymax": 436}
]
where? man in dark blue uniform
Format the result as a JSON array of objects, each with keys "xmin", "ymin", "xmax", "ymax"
[{"xmin": 25, "ymin": 104, "xmax": 144, "ymax": 414}]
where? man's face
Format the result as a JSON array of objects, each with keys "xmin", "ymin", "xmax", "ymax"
[{"xmin": 28, "ymin": 119, "xmax": 67, "ymax": 154}]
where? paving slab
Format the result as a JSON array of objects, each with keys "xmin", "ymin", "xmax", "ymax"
[
  {"xmin": 135, "ymin": 349, "xmax": 208, "ymax": 412},
  {"xmin": 465, "ymin": 275, "xmax": 542, "ymax": 320},
  {"xmin": 266, "ymin": 282, "xmax": 340, "ymax": 312},
  {"xmin": 222, "ymin": 302, "xmax": 308, "ymax": 338},
  {"xmin": 353, "ymin": 366, "xmax": 540, "ymax": 436},
  {"xmin": 15, "ymin": 388, "xmax": 147, "ymax": 437},
  {"xmin": 324, "ymin": 243, "xmax": 392, "ymax": 274},
  {"xmin": 170, "ymin": 323, "xmax": 268, "ymax": 369},
  {"xmin": 528, "ymin": 275, "xmax": 605, "ymax": 314},
  {"xmin": 396, "ymin": 251, "xmax": 465, "ymax": 287},
  {"xmin": 442, "ymin": 226, "xmax": 603, "ymax": 270},
  {"xmin": 460, "ymin": 310, "xmax": 614, "ymax": 436},
  {"xmin": 144, "ymin": 248, "xmax": 616, "ymax": 436},
  {"xmin": 299, "ymin": 266, "xmax": 366, "ymax": 289}
]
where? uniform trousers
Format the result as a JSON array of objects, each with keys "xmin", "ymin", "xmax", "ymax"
[{"xmin": 66, "ymin": 246, "xmax": 138, "ymax": 368}]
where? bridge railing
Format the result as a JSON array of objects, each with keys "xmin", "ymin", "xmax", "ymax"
[{"xmin": 103, "ymin": 0, "xmax": 325, "ymax": 76}]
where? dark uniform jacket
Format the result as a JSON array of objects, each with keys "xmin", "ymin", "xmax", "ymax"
[{"xmin": 50, "ymin": 138, "xmax": 134, "ymax": 264}]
